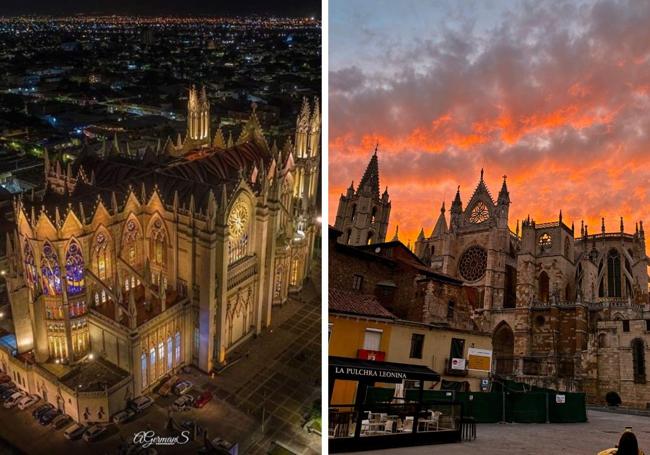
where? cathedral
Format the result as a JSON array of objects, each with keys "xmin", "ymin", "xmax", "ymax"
[
  {"xmin": 0, "ymin": 86, "xmax": 320, "ymax": 423},
  {"xmin": 336, "ymin": 150, "xmax": 650, "ymax": 408}
]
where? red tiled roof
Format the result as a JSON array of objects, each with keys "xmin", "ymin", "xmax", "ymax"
[{"xmin": 329, "ymin": 288, "xmax": 396, "ymax": 319}]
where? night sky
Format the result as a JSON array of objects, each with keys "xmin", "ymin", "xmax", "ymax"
[{"xmin": 0, "ymin": 0, "xmax": 320, "ymax": 17}]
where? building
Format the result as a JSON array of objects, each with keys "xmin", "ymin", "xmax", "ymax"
[
  {"xmin": 342, "ymin": 150, "xmax": 649, "ymax": 408},
  {"xmin": 328, "ymin": 226, "xmax": 492, "ymax": 402},
  {"xmin": 0, "ymin": 89, "xmax": 320, "ymax": 424}
]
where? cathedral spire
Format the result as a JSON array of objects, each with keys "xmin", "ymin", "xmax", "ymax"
[
  {"xmin": 432, "ymin": 202, "xmax": 448, "ymax": 237},
  {"xmin": 601, "ymin": 217, "xmax": 606, "ymax": 234},
  {"xmin": 559, "ymin": 210, "xmax": 562, "ymax": 224},
  {"xmin": 497, "ymin": 174, "xmax": 510, "ymax": 205},
  {"xmin": 392, "ymin": 225, "xmax": 399, "ymax": 242},
  {"xmin": 620, "ymin": 217, "xmax": 624, "ymax": 233},
  {"xmin": 417, "ymin": 228, "xmax": 424, "ymax": 241},
  {"xmin": 357, "ymin": 149, "xmax": 381, "ymax": 198}
]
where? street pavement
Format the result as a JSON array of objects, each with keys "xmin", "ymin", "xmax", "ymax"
[{"xmin": 339, "ymin": 410, "xmax": 650, "ymax": 454}]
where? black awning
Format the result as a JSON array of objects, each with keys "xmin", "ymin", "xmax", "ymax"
[{"xmin": 329, "ymin": 356, "xmax": 441, "ymax": 383}]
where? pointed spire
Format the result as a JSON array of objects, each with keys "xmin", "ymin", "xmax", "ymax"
[
  {"xmin": 140, "ymin": 182, "xmax": 147, "ymax": 204},
  {"xmin": 176, "ymin": 132, "xmax": 182, "ymax": 148},
  {"xmin": 432, "ymin": 202, "xmax": 449, "ymax": 237},
  {"xmin": 451, "ymin": 185, "xmax": 462, "ymax": 213},
  {"xmin": 571, "ymin": 221, "xmax": 574, "ymax": 234},
  {"xmin": 213, "ymin": 126, "xmax": 226, "ymax": 148},
  {"xmin": 111, "ymin": 191, "xmax": 118, "ymax": 214},
  {"xmin": 636, "ymin": 222, "xmax": 639, "ymax": 235},
  {"xmin": 417, "ymin": 228, "xmax": 424, "ymax": 241},
  {"xmin": 498, "ymin": 174, "xmax": 510, "ymax": 204},
  {"xmin": 640, "ymin": 220, "xmax": 644, "ymax": 237},
  {"xmin": 357, "ymin": 149, "xmax": 380, "ymax": 199},
  {"xmin": 581, "ymin": 220, "xmax": 585, "ymax": 237},
  {"xmin": 392, "ymin": 225, "xmax": 399, "ymax": 242},
  {"xmin": 516, "ymin": 219, "xmax": 520, "ymax": 236},
  {"xmin": 620, "ymin": 216, "xmax": 624, "ymax": 233},
  {"xmin": 559, "ymin": 210, "xmax": 563, "ymax": 224},
  {"xmin": 226, "ymin": 131, "xmax": 234, "ymax": 148},
  {"xmin": 601, "ymin": 217, "xmax": 606, "ymax": 234}
]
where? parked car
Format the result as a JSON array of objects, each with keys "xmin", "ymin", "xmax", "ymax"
[
  {"xmin": 173, "ymin": 380, "xmax": 193, "ymax": 396},
  {"xmin": 17, "ymin": 394, "xmax": 40, "ymax": 410},
  {"xmin": 0, "ymin": 381, "xmax": 15, "ymax": 391},
  {"xmin": 172, "ymin": 394, "xmax": 194, "ymax": 411},
  {"xmin": 112, "ymin": 408, "xmax": 136, "ymax": 424},
  {"xmin": 64, "ymin": 423, "xmax": 86, "ymax": 440},
  {"xmin": 51, "ymin": 414, "xmax": 72, "ymax": 429},
  {"xmin": 82, "ymin": 424, "xmax": 106, "ymax": 442},
  {"xmin": 194, "ymin": 391, "xmax": 213, "ymax": 408},
  {"xmin": 39, "ymin": 408, "xmax": 61, "ymax": 425},
  {"xmin": 130, "ymin": 395, "xmax": 154, "ymax": 412},
  {"xmin": 3, "ymin": 391, "xmax": 25, "ymax": 408},
  {"xmin": 32, "ymin": 403, "xmax": 54, "ymax": 419},
  {"xmin": 158, "ymin": 375, "xmax": 178, "ymax": 397},
  {"xmin": 0, "ymin": 388, "xmax": 17, "ymax": 401}
]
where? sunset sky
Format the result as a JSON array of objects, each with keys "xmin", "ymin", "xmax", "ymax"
[{"xmin": 329, "ymin": 0, "xmax": 650, "ymax": 245}]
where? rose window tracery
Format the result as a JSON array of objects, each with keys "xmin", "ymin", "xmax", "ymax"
[
  {"xmin": 469, "ymin": 201, "xmax": 490, "ymax": 224},
  {"xmin": 458, "ymin": 246, "xmax": 488, "ymax": 281}
]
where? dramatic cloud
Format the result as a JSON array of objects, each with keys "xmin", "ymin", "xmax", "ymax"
[{"xmin": 329, "ymin": 0, "xmax": 650, "ymax": 245}]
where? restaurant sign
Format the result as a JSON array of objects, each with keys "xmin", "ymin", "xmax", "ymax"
[{"xmin": 333, "ymin": 366, "xmax": 407, "ymax": 380}]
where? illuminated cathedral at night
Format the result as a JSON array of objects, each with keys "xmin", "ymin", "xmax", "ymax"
[{"xmin": 1, "ymin": 87, "xmax": 321, "ymax": 423}]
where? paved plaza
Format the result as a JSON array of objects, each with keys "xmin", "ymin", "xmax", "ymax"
[
  {"xmin": 0, "ymin": 280, "xmax": 321, "ymax": 455},
  {"xmin": 342, "ymin": 410, "xmax": 650, "ymax": 454}
]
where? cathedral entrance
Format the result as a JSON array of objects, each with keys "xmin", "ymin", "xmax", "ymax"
[{"xmin": 493, "ymin": 322, "xmax": 514, "ymax": 376}]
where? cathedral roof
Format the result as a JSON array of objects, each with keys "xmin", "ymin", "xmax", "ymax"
[
  {"xmin": 468, "ymin": 169, "xmax": 495, "ymax": 206},
  {"xmin": 357, "ymin": 148, "xmax": 381, "ymax": 199}
]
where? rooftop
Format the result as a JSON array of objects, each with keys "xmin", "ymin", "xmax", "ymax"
[
  {"xmin": 60, "ymin": 357, "xmax": 129, "ymax": 392},
  {"xmin": 329, "ymin": 288, "xmax": 396, "ymax": 320}
]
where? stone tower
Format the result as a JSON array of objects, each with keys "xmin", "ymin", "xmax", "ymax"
[
  {"xmin": 334, "ymin": 148, "xmax": 390, "ymax": 245},
  {"xmin": 187, "ymin": 85, "xmax": 210, "ymax": 143}
]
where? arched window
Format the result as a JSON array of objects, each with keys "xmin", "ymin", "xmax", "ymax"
[
  {"xmin": 607, "ymin": 249, "xmax": 621, "ymax": 297},
  {"xmin": 157, "ymin": 342, "xmax": 164, "ymax": 378},
  {"xmin": 174, "ymin": 331, "xmax": 181, "ymax": 365},
  {"xmin": 149, "ymin": 218, "xmax": 167, "ymax": 267},
  {"xmin": 93, "ymin": 231, "xmax": 111, "ymax": 281},
  {"xmin": 122, "ymin": 219, "xmax": 140, "ymax": 266},
  {"xmin": 149, "ymin": 347, "xmax": 156, "ymax": 380},
  {"xmin": 23, "ymin": 240, "xmax": 38, "ymax": 290},
  {"xmin": 140, "ymin": 353, "xmax": 147, "ymax": 389},
  {"xmin": 167, "ymin": 337, "xmax": 173, "ymax": 371},
  {"xmin": 538, "ymin": 271, "xmax": 549, "ymax": 303},
  {"xmin": 65, "ymin": 240, "xmax": 85, "ymax": 295},
  {"xmin": 228, "ymin": 199, "xmax": 250, "ymax": 264},
  {"xmin": 371, "ymin": 206, "xmax": 377, "ymax": 224},
  {"xmin": 41, "ymin": 242, "xmax": 62, "ymax": 296},
  {"xmin": 632, "ymin": 338, "xmax": 646, "ymax": 384}
]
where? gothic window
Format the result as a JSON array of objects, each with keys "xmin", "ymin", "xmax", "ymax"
[
  {"xmin": 140, "ymin": 353, "xmax": 147, "ymax": 389},
  {"xmin": 174, "ymin": 331, "xmax": 181, "ymax": 365},
  {"xmin": 149, "ymin": 347, "xmax": 156, "ymax": 381},
  {"xmin": 351, "ymin": 204, "xmax": 357, "ymax": 222},
  {"xmin": 468, "ymin": 201, "xmax": 489, "ymax": 224},
  {"xmin": 228, "ymin": 199, "xmax": 250, "ymax": 264},
  {"xmin": 93, "ymin": 231, "xmax": 111, "ymax": 281},
  {"xmin": 65, "ymin": 240, "xmax": 85, "ymax": 295},
  {"xmin": 538, "ymin": 271, "xmax": 550, "ymax": 303},
  {"xmin": 158, "ymin": 342, "xmax": 164, "ymax": 377},
  {"xmin": 458, "ymin": 246, "xmax": 488, "ymax": 281},
  {"xmin": 290, "ymin": 256, "xmax": 300, "ymax": 286},
  {"xmin": 23, "ymin": 240, "xmax": 38, "ymax": 290},
  {"xmin": 607, "ymin": 249, "xmax": 622, "ymax": 298},
  {"xmin": 273, "ymin": 265, "xmax": 284, "ymax": 299},
  {"xmin": 167, "ymin": 337, "xmax": 173, "ymax": 371},
  {"xmin": 123, "ymin": 219, "xmax": 140, "ymax": 266},
  {"xmin": 539, "ymin": 233, "xmax": 552, "ymax": 250},
  {"xmin": 632, "ymin": 338, "xmax": 646, "ymax": 384},
  {"xmin": 149, "ymin": 218, "xmax": 167, "ymax": 267},
  {"xmin": 41, "ymin": 242, "xmax": 62, "ymax": 296}
]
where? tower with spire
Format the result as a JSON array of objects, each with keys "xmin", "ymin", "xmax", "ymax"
[{"xmin": 334, "ymin": 146, "xmax": 390, "ymax": 245}]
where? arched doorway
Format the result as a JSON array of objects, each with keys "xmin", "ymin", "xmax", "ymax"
[{"xmin": 493, "ymin": 322, "xmax": 514, "ymax": 376}]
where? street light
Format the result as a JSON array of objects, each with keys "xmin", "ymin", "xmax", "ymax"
[{"xmin": 88, "ymin": 353, "xmax": 94, "ymax": 360}]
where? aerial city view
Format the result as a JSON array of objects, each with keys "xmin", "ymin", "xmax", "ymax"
[
  {"xmin": 0, "ymin": 5, "xmax": 321, "ymax": 455},
  {"xmin": 328, "ymin": 1, "xmax": 650, "ymax": 454}
]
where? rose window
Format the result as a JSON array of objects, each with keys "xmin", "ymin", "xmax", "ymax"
[
  {"xmin": 469, "ymin": 201, "xmax": 490, "ymax": 224},
  {"xmin": 458, "ymin": 246, "xmax": 488, "ymax": 281}
]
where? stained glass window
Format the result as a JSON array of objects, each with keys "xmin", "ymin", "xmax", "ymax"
[
  {"xmin": 141, "ymin": 353, "xmax": 147, "ymax": 389},
  {"xmin": 174, "ymin": 331, "xmax": 181, "ymax": 365},
  {"xmin": 150, "ymin": 347, "xmax": 156, "ymax": 380},
  {"xmin": 469, "ymin": 201, "xmax": 490, "ymax": 224},
  {"xmin": 167, "ymin": 337, "xmax": 173, "ymax": 371},
  {"xmin": 65, "ymin": 240, "xmax": 85, "ymax": 295},
  {"xmin": 41, "ymin": 242, "xmax": 62, "ymax": 296},
  {"xmin": 149, "ymin": 218, "xmax": 167, "ymax": 266},
  {"xmin": 539, "ymin": 233, "xmax": 552, "ymax": 250},
  {"xmin": 94, "ymin": 231, "xmax": 110, "ymax": 281},
  {"xmin": 123, "ymin": 219, "xmax": 139, "ymax": 266},
  {"xmin": 458, "ymin": 246, "xmax": 488, "ymax": 281},
  {"xmin": 23, "ymin": 240, "xmax": 38, "ymax": 290}
]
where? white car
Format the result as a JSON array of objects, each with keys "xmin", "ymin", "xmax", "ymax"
[
  {"xmin": 130, "ymin": 395, "xmax": 154, "ymax": 412},
  {"xmin": 17, "ymin": 394, "xmax": 40, "ymax": 410},
  {"xmin": 3, "ymin": 391, "xmax": 25, "ymax": 408}
]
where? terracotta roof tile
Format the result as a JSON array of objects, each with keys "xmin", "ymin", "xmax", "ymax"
[{"xmin": 329, "ymin": 288, "xmax": 396, "ymax": 319}]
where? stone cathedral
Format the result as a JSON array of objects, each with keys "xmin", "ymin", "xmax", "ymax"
[
  {"xmin": 0, "ymin": 87, "xmax": 320, "ymax": 423},
  {"xmin": 337, "ymin": 150, "xmax": 650, "ymax": 408}
]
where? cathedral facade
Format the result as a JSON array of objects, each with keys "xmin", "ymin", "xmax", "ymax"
[
  {"xmin": 337, "ymin": 151, "xmax": 650, "ymax": 408},
  {"xmin": 0, "ymin": 88, "xmax": 320, "ymax": 423}
]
